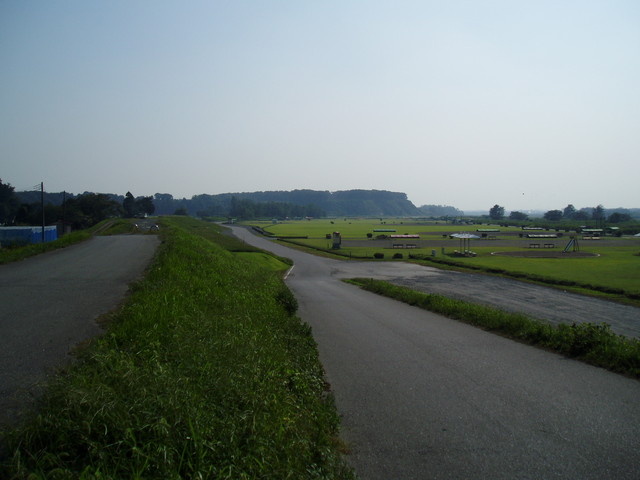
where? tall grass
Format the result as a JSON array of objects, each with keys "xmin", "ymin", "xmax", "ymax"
[
  {"xmin": 1, "ymin": 218, "xmax": 353, "ymax": 479},
  {"xmin": 347, "ymin": 278, "xmax": 640, "ymax": 378}
]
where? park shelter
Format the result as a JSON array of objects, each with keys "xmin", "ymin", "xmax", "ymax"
[
  {"xmin": 0, "ymin": 226, "xmax": 58, "ymax": 245},
  {"xmin": 450, "ymin": 233, "xmax": 480, "ymax": 256}
]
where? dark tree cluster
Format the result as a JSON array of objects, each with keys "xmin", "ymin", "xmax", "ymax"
[
  {"xmin": 417, "ymin": 204, "xmax": 463, "ymax": 218},
  {"xmin": 489, "ymin": 202, "xmax": 637, "ymax": 225},
  {"xmin": 6, "ymin": 183, "xmax": 122, "ymax": 230},
  {"xmin": 0, "ymin": 179, "xmax": 20, "ymax": 225},
  {"xmin": 228, "ymin": 197, "xmax": 325, "ymax": 220},
  {"xmin": 550, "ymin": 204, "xmax": 632, "ymax": 224},
  {"xmin": 489, "ymin": 204, "xmax": 505, "ymax": 220},
  {"xmin": 122, "ymin": 192, "xmax": 155, "ymax": 218},
  {"xmin": 151, "ymin": 189, "xmax": 420, "ymax": 217}
]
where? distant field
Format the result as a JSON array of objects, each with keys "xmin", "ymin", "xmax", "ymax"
[{"xmin": 248, "ymin": 219, "xmax": 640, "ymax": 298}]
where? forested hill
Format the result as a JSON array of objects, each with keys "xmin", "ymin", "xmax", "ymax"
[
  {"xmin": 157, "ymin": 189, "xmax": 421, "ymax": 217},
  {"xmin": 15, "ymin": 189, "xmax": 421, "ymax": 218}
]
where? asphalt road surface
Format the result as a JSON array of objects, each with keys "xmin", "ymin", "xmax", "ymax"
[
  {"xmin": 230, "ymin": 226, "xmax": 640, "ymax": 480},
  {"xmin": 0, "ymin": 234, "xmax": 159, "ymax": 427}
]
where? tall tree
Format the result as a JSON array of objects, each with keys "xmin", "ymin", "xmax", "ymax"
[
  {"xmin": 123, "ymin": 191, "xmax": 136, "ymax": 218},
  {"xmin": 592, "ymin": 205, "xmax": 605, "ymax": 226},
  {"xmin": 509, "ymin": 211, "xmax": 529, "ymax": 221},
  {"xmin": 489, "ymin": 204, "xmax": 505, "ymax": 220},
  {"xmin": 544, "ymin": 210, "xmax": 563, "ymax": 221},
  {"xmin": 563, "ymin": 204, "xmax": 576, "ymax": 219},
  {"xmin": 608, "ymin": 212, "xmax": 631, "ymax": 223},
  {"xmin": 136, "ymin": 196, "xmax": 155, "ymax": 216},
  {"xmin": 75, "ymin": 193, "xmax": 122, "ymax": 226},
  {"xmin": 0, "ymin": 179, "xmax": 20, "ymax": 225}
]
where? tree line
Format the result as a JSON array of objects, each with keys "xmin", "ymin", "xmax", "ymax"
[
  {"xmin": 0, "ymin": 180, "xmax": 156, "ymax": 230},
  {"xmin": 1, "ymin": 180, "xmax": 327, "ymax": 229},
  {"xmin": 489, "ymin": 203, "xmax": 635, "ymax": 224},
  {"xmin": 153, "ymin": 189, "xmax": 420, "ymax": 217}
]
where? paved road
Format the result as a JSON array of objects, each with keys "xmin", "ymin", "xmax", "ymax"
[
  {"xmin": 230, "ymin": 226, "xmax": 640, "ymax": 480},
  {"xmin": 381, "ymin": 271, "xmax": 640, "ymax": 338},
  {"xmin": 0, "ymin": 235, "xmax": 159, "ymax": 427}
]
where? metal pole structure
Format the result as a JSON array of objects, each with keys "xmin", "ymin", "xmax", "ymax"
[{"xmin": 41, "ymin": 182, "xmax": 45, "ymax": 244}]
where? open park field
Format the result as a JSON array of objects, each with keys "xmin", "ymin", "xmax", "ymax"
[{"xmin": 249, "ymin": 218, "xmax": 640, "ymax": 301}]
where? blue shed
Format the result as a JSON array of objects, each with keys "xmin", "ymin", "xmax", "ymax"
[{"xmin": 0, "ymin": 226, "xmax": 58, "ymax": 245}]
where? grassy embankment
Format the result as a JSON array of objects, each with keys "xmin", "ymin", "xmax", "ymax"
[
  {"xmin": 346, "ymin": 278, "xmax": 640, "ymax": 378},
  {"xmin": 1, "ymin": 217, "xmax": 354, "ymax": 479},
  {"xmin": 249, "ymin": 219, "xmax": 640, "ymax": 304}
]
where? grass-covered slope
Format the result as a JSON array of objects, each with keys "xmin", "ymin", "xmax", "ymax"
[{"xmin": 1, "ymin": 217, "xmax": 353, "ymax": 479}]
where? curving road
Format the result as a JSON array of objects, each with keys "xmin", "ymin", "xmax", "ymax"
[
  {"xmin": 230, "ymin": 226, "xmax": 640, "ymax": 480},
  {"xmin": 0, "ymin": 234, "xmax": 159, "ymax": 427}
]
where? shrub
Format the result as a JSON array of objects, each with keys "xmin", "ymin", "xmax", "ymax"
[
  {"xmin": 373, "ymin": 253, "xmax": 384, "ymax": 259},
  {"xmin": 275, "ymin": 287, "xmax": 299, "ymax": 315},
  {"xmin": 393, "ymin": 253, "xmax": 403, "ymax": 259}
]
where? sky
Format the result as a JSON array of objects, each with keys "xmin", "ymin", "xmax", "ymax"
[{"xmin": 1, "ymin": 0, "xmax": 639, "ymax": 213}]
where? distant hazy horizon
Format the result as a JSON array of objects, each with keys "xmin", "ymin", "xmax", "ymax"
[
  {"xmin": 14, "ymin": 185, "xmax": 638, "ymax": 216},
  {"xmin": 3, "ymin": 1, "xmax": 639, "ymax": 212}
]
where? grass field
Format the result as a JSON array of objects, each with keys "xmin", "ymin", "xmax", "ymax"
[
  {"xmin": 1, "ymin": 217, "xmax": 353, "ymax": 479},
  {"xmin": 248, "ymin": 219, "xmax": 640, "ymax": 300}
]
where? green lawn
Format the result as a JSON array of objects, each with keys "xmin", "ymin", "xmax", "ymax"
[
  {"xmin": 247, "ymin": 219, "xmax": 640, "ymax": 299},
  {"xmin": 448, "ymin": 246, "xmax": 640, "ymax": 294}
]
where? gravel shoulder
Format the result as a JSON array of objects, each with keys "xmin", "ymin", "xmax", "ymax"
[
  {"xmin": 325, "ymin": 260, "xmax": 640, "ymax": 338},
  {"xmin": 391, "ymin": 271, "xmax": 640, "ymax": 337}
]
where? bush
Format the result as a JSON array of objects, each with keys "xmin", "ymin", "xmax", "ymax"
[
  {"xmin": 392, "ymin": 253, "xmax": 403, "ymax": 259},
  {"xmin": 373, "ymin": 253, "xmax": 384, "ymax": 259},
  {"xmin": 275, "ymin": 287, "xmax": 299, "ymax": 315}
]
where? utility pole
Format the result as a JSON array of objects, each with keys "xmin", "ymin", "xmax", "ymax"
[
  {"xmin": 62, "ymin": 190, "xmax": 66, "ymax": 236},
  {"xmin": 41, "ymin": 182, "xmax": 45, "ymax": 243}
]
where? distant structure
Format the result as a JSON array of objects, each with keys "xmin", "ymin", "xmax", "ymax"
[
  {"xmin": 563, "ymin": 237, "xmax": 580, "ymax": 253},
  {"xmin": 332, "ymin": 232, "xmax": 341, "ymax": 249}
]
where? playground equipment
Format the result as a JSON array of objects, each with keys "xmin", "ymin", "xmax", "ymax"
[{"xmin": 563, "ymin": 237, "xmax": 580, "ymax": 253}]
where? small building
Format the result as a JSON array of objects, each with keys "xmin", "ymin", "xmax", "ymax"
[{"xmin": 0, "ymin": 226, "xmax": 58, "ymax": 246}]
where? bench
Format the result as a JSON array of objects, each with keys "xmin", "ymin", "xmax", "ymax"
[
  {"xmin": 543, "ymin": 243, "xmax": 555, "ymax": 248},
  {"xmin": 529, "ymin": 243, "xmax": 540, "ymax": 248}
]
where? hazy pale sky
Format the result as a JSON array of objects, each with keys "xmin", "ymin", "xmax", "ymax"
[{"xmin": 2, "ymin": 0, "xmax": 639, "ymax": 212}]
